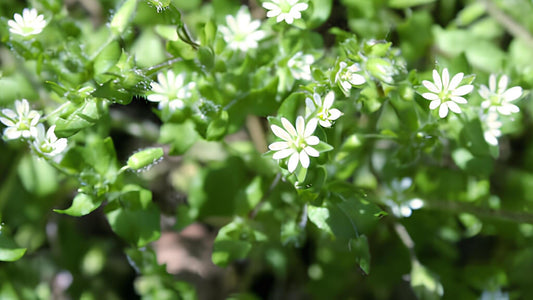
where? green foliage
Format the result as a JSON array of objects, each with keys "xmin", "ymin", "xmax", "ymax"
[{"xmin": 1, "ymin": 0, "xmax": 533, "ymax": 298}]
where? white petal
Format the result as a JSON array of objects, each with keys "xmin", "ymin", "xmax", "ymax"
[
  {"xmin": 502, "ymin": 86, "xmax": 522, "ymax": 102},
  {"xmin": 293, "ymin": 3, "xmax": 309, "ymax": 12},
  {"xmin": 433, "ymin": 69, "xmax": 442, "ymax": 91},
  {"xmin": 422, "ymin": 93, "xmax": 439, "ymax": 101},
  {"xmin": 2, "ymin": 109, "xmax": 17, "ymax": 120},
  {"xmin": 269, "ymin": 141, "xmax": 289, "ymax": 151},
  {"xmin": 497, "ymin": 106, "xmax": 512, "ymax": 115},
  {"xmin": 263, "ymin": 3, "xmax": 279, "ymax": 10},
  {"xmin": 447, "ymin": 101, "xmax": 462, "ymax": 114},
  {"xmin": 319, "ymin": 119, "xmax": 331, "ymax": 127},
  {"xmin": 313, "ymin": 93, "xmax": 322, "ymax": 106},
  {"xmin": 305, "ymin": 136, "xmax": 319, "ymax": 145},
  {"xmin": 349, "ymin": 74, "xmax": 366, "ymax": 85},
  {"xmin": 422, "ymin": 80, "xmax": 440, "ymax": 93},
  {"xmin": 295, "ymin": 116, "xmax": 305, "ymax": 136},
  {"xmin": 323, "ymin": 92, "xmax": 335, "ymax": 109},
  {"xmin": 438, "ymin": 103, "xmax": 449, "ymax": 118},
  {"xmin": 452, "ymin": 85, "xmax": 473, "ymax": 96},
  {"xmin": 329, "ymin": 109, "xmax": 342, "ymax": 120},
  {"xmin": 429, "ymin": 100, "xmax": 441, "ymax": 110},
  {"xmin": 305, "ymin": 97, "xmax": 316, "ymax": 112},
  {"xmin": 451, "ymin": 96, "xmax": 467, "ymax": 104},
  {"xmin": 448, "ymin": 72, "xmax": 464, "ymax": 90},
  {"xmin": 284, "ymin": 15, "xmax": 294, "ymax": 24},
  {"xmin": 502, "ymin": 103, "xmax": 520, "ymax": 114},
  {"xmin": 304, "ymin": 118, "xmax": 318, "ymax": 137},
  {"xmin": 478, "ymin": 86, "xmax": 490, "ymax": 99},
  {"xmin": 441, "ymin": 68, "xmax": 450, "ymax": 90},
  {"xmin": 0, "ymin": 117, "xmax": 15, "ymax": 127},
  {"xmin": 281, "ymin": 118, "xmax": 297, "ymax": 137},
  {"xmin": 299, "ymin": 151, "xmax": 310, "ymax": 168},
  {"xmin": 304, "ymin": 146, "xmax": 320, "ymax": 157},
  {"xmin": 273, "ymin": 148, "xmax": 294, "ymax": 159},
  {"xmin": 484, "ymin": 132, "xmax": 498, "ymax": 146},
  {"xmin": 489, "ymin": 74, "xmax": 497, "ymax": 91},
  {"xmin": 271, "ymin": 124, "xmax": 292, "ymax": 141},
  {"xmin": 498, "ymin": 75, "xmax": 509, "ymax": 92},
  {"xmin": 267, "ymin": 10, "xmax": 281, "ymax": 18},
  {"xmin": 287, "ymin": 152, "xmax": 299, "ymax": 173},
  {"xmin": 4, "ymin": 127, "xmax": 21, "ymax": 139}
]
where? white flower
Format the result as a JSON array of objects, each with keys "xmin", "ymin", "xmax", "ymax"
[
  {"xmin": 8, "ymin": 8, "xmax": 47, "ymax": 37},
  {"xmin": 422, "ymin": 68, "xmax": 474, "ymax": 118},
  {"xmin": 335, "ymin": 61, "xmax": 366, "ymax": 95},
  {"xmin": 262, "ymin": 0, "xmax": 308, "ymax": 25},
  {"xmin": 219, "ymin": 6, "xmax": 266, "ymax": 52},
  {"xmin": 385, "ymin": 178, "xmax": 424, "ymax": 218},
  {"xmin": 147, "ymin": 70, "xmax": 196, "ymax": 111},
  {"xmin": 482, "ymin": 111, "xmax": 502, "ymax": 146},
  {"xmin": 32, "ymin": 124, "xmax": 68, "ymax": 157},
  {"xmin": 305, "ymin": 91, "xmax": 342, "ymax": 128},
  {"xmin": 269, "ymin": 116, "xmax": 320, "ymax": 173},
  {"xmin": 479, "ymin": 74, "xmax": 523, "ymax": 115},
  {"xmin": 0, "ymin": 99, "xmax": 40, "ymax": 140},
  {"xmin": 287, "ymin": 52, "xmax": 314, "ymax": 81}
]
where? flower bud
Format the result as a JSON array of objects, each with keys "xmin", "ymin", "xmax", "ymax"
[{"xmin": 127, "ymin": 147, "xmax": 164, "ymax": 170}]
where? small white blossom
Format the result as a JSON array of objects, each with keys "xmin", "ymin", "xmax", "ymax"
[
  {"xmin": 32, "ymin": 124, "xmax": 68, "ymax": 157},
  {"xmin": 269, "ymin": 116, "xmax": 320, "ymax": 173},
  {"xmin": 262, "ymin": 0, "xmax": 308, "ymax": 25},
  {"xmin": 422, "ymin": 68, "xmax": 474, "ymax": 118},
  {"xmin": 479, "ymin": 74, "xmax": 523, "ymax": 115},
  {"xmin": 147, "ymin": 70, "xmax": 196, "ymax": 111},
  {"xmin": 8, "ymin": 8, "xmax": 47, "ymax": 37},
  {"xmin": 482, "ymin": 111, "xmax": 502, "ymax": 146},
  {"xmin": 0, "ymin": 99, "xmax": 40, "ymax": 140},
  {"xmin": 335, "ymin": 61, "xmax": 366, "ymax": 95},
  {"xmin": 385, "ymin": 178, "xmax": 423, "ymax": 218},
  {"xmin": 305, "ymin": 91, "xmax": 342, "ymax": 128},
  {"xmin": 219, "ymin": 6, "xmax": 266, "ymax": 52},
  {"xmin": 287, "ymin": 52, "xmax": 314, "ymax": 81}
]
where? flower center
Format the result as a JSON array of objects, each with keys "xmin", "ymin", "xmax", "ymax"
[{"xmin": 280, "ymin": 1, "xmax": 293, "ymax": 13}]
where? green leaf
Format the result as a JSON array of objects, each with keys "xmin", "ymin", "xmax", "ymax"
[
  {"xmin": 93, "ymin": 41, "xmax": 121, "ymax": 78},
  {"xmin": 350, "ymin": 235, "xmax": 371, "ymax": 275},
  {"xmin": 105, "ymin": 185, "xmax": 161, "ymax": 247},
  {"xmin": 159, "ymin": 121, "xmax": 199, "ymax": 155},
  {"xmin": 388, "ymin": 0, "xmax": 436, "ymax": 8},
  {"xmin": 53, "ymin": 100, "xmax": 101, "ymax": 137},
  {"xmin": 110, "ymin": 0, "xmax": 138, "ymax": 35},
  {"xmin": 17, "ymin": 154, "xmax": 58, "ymax": 196},
  {"xmin": 54, "ymin": 193, "xmax": 103, "ymax": 217},
  {"xmin": 0, "ymin": 234, "xmax": 26, "ymax": 262},
  {"xmin": 411, "ymin": 261, "xmax": 444, "ymax": 300},
  {"xmin": 308, "ymin": 0, "xmax": 333, "ymax": 29},
  {"xmin": 206, "ymin": 110, "xmax": 228, "ymax": 141}
]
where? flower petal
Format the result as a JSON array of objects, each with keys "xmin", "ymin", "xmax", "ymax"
[
  {"xmin": 441, "ymin": 68, "xmax": 450, "ymax": 90},
  {"xmin": 269, "ymin": 141, "xmax": 289, "ymax": 151},
  {"xmin": 271, "ymin": 124, "xmax": 292, "ymax": 141},
  {"xmin": 306, "ymin": 135, "xmax": 319, "ymax": 145},
  {"xmin": 502, "ymin": 86, "xmax": 522, "ymax": 102},
  {"xmin": 447, "ymin": 101, "xmax": 462, "ymax": 114},
  {"xmin": 498, "ymin": 75, "xmax": 509, "ymax": 92},
  {"xmin": 489, "ymin": 74, "xmax": 497, "ymax": 92},
  {"xmin": 451, "ymin": 96, "xmax": 467, "ymax": 104},
  {"xmin": 448, "ymin": 72, "xmax": 464, "ymax": 90},
  {"xmin": 422, "ymin": 80, "xmax": 440, "ymax": 93},
  {"xmin": 438, "ymin": 103, "xmax": 449, "ymax": 118},
  {"xmin": 304, "ymin": 146, "xmax": 320, "ymax": 157},
  {"xmin": 287, "ymin": 152, "xmax": 299, "ymax": 173},
  {"xmin": 433, "ymin": 69, "xmax": 442, "ymax": 90},
  {"xmin": 304, "ymin": 118, "xmax": 318, "ymax": 137},
  {"xmin": 422, "ymin": 93, "xmax": 439, "ymax": 101},
  {"xmin": 299, "ymin": 151, "xmax": 310, "ymax": 168},
  {"xmin": 329, "ymin": 109, "xmax": 342, "ymax": 121},
  {"xmin": 429, "ymin": 99, "xmax": 441, "ymax": 110},
  {"xmin": 273, "ymin": 148, "xmax": 294, "ymax": 159},
  {"xmin": 281, "ymin": 117, "xmax": 297, "ymax": 137},
  {"xmin": 452, "ymin": 85, "xmax": 473, "ymax": 96},
  {"xmin": 295, "ymin": 116, "xmax": 305, "ymax": 136}
]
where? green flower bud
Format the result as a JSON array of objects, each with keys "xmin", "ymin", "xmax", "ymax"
[{"xmin": 127, "ymin": 147, "xmax": 164, "ymax": 170}]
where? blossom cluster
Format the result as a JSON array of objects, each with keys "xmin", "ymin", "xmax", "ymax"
[
  {"xmin": 1, "ymin": 99, "xmax": 67, "ymax": 158},
  {"xmin": 421, "ymin": 68, "xmax": 524, "ymax": 146},
  {"xmin": 8, "ymin": 8, "xmax": 47, "ymax": 37}
]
